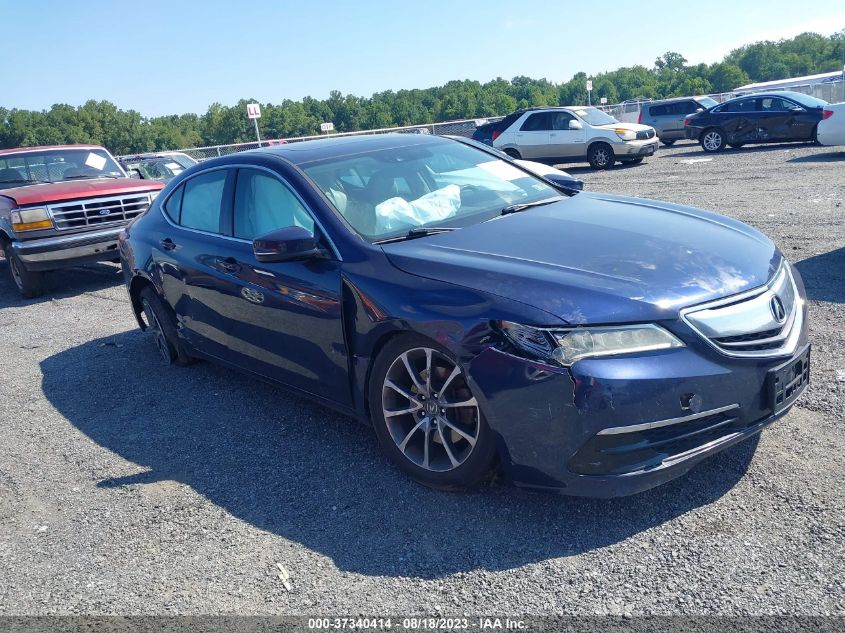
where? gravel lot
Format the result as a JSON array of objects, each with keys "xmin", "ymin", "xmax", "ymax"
[{"xmin": 0, "ymin": 140, "xmax": 843, "ymax": 617}]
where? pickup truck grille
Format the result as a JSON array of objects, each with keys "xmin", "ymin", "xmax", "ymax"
[{"xmin": 48, "ymin": 194, "xmax": 151, "ymax": 230}]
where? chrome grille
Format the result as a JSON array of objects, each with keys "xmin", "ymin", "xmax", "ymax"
[
  {"xmin": 682, "ymin": 264, "xmax": 803, "ymax": 358},
  {"xmin": 48, "ymin": 194, "xmax": 151, "ymax": 230}
]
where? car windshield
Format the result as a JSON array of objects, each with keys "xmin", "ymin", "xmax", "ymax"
[
  {"xmin": 128, "ymin": 158, "xmax": 185, "ymax": 181},
  {"xmin": 569, "ymin": 107, "xmax": 619, "ymax": 126},
  {"xmin": 301, "ymin": 139, "xmax": 561, "ymax": 241},
  {"xmin": 0, "ymin": 148, "xmax": 124, "ymax": 190},
  {"xmin": 786, "ymin": 93, "xmax": 828, "ymax": 108},
  {"xmin": 696, "ymin": 97, "xmax": 719, "ymax": 109}
]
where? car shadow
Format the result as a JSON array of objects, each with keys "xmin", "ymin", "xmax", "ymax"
[
  {"xmin": 40, "ymin": 331, "xmax": 761, "ymax": 579},
  {"xmin": 0, "ymin": 260, "xmax": 123, "ymax": 306},
  {"xmin": 669, "ymin": 142, "xmax": 818, "ymax": 159},
  {"xmin": 559, "ymin": 161, "xmax": 645, "ymax": 175},
  {"xmin": 787, "ymin": 151, "xmax": 845, "ymax": 163},
  {"xmin": 795, "ymin": 247, "xmax": 845, "ymax": 303}
]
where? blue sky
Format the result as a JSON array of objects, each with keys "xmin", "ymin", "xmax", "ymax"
[{"xmin": 2, "ymin": 0, "xmax": 843, "ymax": 117}]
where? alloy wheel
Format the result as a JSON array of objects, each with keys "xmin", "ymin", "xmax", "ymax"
[
  {"xmin": 593, "ymin": 148, "xmax": 610, "ymax": 167},
  {"xmin": 381, "ymin": 347, "xmax": 480, "ymax": 472},
  {"xmin": 702, "ymin": 131, "xmax": 723, "ymax": 151}
]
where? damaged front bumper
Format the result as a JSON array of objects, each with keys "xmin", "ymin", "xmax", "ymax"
[{"xmin": 466, "ymin": 343, "xmax": 808, "ymax": 497}]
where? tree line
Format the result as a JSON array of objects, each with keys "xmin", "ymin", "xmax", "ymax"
[{"xmin": 1, "ymin": 31, "xmax": 842, "ymax": 155}]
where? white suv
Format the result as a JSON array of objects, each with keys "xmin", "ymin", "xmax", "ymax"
[{"xmin": 492, "ymin": 106, "xmax": 659, "ymax": 169}]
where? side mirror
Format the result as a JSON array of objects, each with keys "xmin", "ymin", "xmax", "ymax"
[
  {"xmin": 253, "ymin": 225, "xmax": 324, "ymax": 263},
  {"xmin": 568, "ymin": 119, "xmax": 583, "ymax": 130}
]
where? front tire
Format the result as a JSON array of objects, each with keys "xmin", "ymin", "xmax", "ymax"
[
  {"xmin": 139, "ymin": 286, "xmax": 193, "ymax": 366},
  {"xmin": 700, "ymin": 128, "xmax": 725, "ymax": 152},
  {"xmin": 3, "ymin": 242, "xmax": 44, "ymax": 299},
  {"xmin": 588, "ymin": 142, "xmax": 614, "ymax": 169},
  {"xmin": 368, "ymin": 335, "xmax": 496, "ymax": 489},
  {"xmin": 503, "ymin": 148, "xmax": 521, "ymax": 160}
]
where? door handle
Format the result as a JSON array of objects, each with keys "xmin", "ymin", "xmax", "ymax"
[
  {"xmin": 160, "ymin": 238, "xmax": 177, "ymax": 251},
  {"xmin": 215, "ymin": 256, "xmax": 239, "ymax": 272}
]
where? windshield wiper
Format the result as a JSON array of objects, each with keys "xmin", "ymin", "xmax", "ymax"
[
  {"xmin": 63, "ymin": 174, "xmax": 121, "ymax": 180},
  {"xmin": 499, "ymin": 197, "xmax": 562, "ymax": 216},
  {"xmin": 375, "ymin": 227, "xmax": 457, "ymax": 244}
]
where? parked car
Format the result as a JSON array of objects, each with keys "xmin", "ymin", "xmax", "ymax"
[
  {"xmin": 684, "ymin": 91, "xmax": 828, "ymax": 152},
  {"xmin": 447, "ymin": 135, "xmax": 583, "ymax": 193},
  {"xmin": 484, "ymin": 106, "xmax": 658, "ymax": 169},
  {"xmin": 123, "ymin": 156, "xmax": 192, "ymax": 182},
  {"xmin": 126, "ymin": 151, "xmax": 198, "ymax": 170},
  {"xmin": 816, "ymin": 103, "xmax": 845, "ymax": 147},
  {"xmin": 638, "ymin": 96, "xmax": 718, "ymax": 145},
  {"xmin": 120, "ymin": 134, "xmax": 809, "ymax": 497},
  {"xmin": 0, "ymin": 144, "xmax": 164, "ymax": 297}
]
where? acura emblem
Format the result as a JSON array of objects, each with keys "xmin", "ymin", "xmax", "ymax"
[{"xmin": 770, "ymin": 295, "xmax": 787, "ymax": 323}]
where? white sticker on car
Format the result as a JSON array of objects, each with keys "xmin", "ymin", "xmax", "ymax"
[{"xmin": 84, "ymin": 153, "xmax": 107, "ymax": 170}]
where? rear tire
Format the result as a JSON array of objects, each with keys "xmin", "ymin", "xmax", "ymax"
[
  {"xmin": 3, "ymin": 241, "xmax": 44, "ymax": 299},
  {"xmin": 728, "ymin": 142, "xmax": 745, "ymax": 149},
  {"xmin": 700, "ymin": 128, "xmax": 725, "ymax": 152},
  {"xmin": 622, "ymin": 157, "xmax": 644, "ymax": 165},
  {"xmin": 368, "ymin": 334, "xmax": 496, "ymax": 490},
  {"xmin": 661, "ymin": 139, "xmax": 676, "ymax": 146},
  {"xmin": 139, "ymin": 286, "xmax": 193, "ymax": 366},
  {"xmin": 588, "ymin": 142, "xmax": 614, "ymax": 169},
  {"xmin": 503, "ymin": 148, "xmax": 521, "ymax": 160}
]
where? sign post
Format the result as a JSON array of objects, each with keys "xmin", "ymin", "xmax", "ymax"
[
  {"xmin": 247, "ymin": 103, "xmax": 262, "ymax": 146},
  {"xmin": 320, "ymin": 121, "xmax": 335, "ymax": 134},
  {"xmin": 586, "ymin": 80, "xmax": 593, "ymax": 106}
]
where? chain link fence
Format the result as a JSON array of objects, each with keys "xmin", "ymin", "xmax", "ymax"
[{"xmin": 120, "ymin": 80, "xmax": 842, "ymax": 162}]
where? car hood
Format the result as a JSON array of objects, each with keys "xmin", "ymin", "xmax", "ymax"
[
  {"xmin": 596, "ymin": 122, "xmax": 653, "ymax": 133},
  {"xmin": 382, "ymin": 192, "xmax": 781, "ymax": 325},
  {"xmin": 0, "ymin": 178, "xmax": 164, "ymax": 207}
]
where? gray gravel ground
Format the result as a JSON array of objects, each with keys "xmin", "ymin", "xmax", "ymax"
[{"xmin": 0, "ymin": 140, "xmax": 843, "ymax": 617}]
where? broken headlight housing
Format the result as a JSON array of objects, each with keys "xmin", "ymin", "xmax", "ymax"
[{"xmin": 499, "ymin": 321, "xmax": 684, "ymax": 367}]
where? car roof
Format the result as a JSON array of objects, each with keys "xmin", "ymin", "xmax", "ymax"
[
  {"xmin": 727, "ymin": 90, "xmax": 811, "ymax": 100},
  {"xmin": 245, "ymin": 133, "xmax": 453, "ymax": 165},
  {"xmin": 645, "ymin": 96, "xmax": 711, "ymax": 106},
  {"xmin": 0, "ymin": 144, "xmax": 105, "ymax": 157}
]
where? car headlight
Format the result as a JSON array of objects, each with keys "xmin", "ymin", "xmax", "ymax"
[
  {"xmin": 10, "ymin": 208, "xmax": 53, "ymax": 232},
  {"xmin": 500, "ymin": 321, "xmax": 684, "ymax": 366},
  {"xmin": 614, "ymin": 128, "xmax": 637, "ymax": 141}
]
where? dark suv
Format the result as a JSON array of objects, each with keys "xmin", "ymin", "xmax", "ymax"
[{"xmin": 639, "ymin": 96, "xmax": 718, "ymax": 145}]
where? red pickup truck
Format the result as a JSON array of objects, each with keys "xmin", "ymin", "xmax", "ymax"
[{"xmin": 0, "ymin": 144, "xmax": 165, "ymax": 297}]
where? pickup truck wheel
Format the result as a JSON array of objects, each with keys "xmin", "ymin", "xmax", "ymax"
[
  {"xmin": 588, "ymin": 143, "xmax": 614, "ymax": 169},
  {"xmin": 139, "ymin": 286, "xmax": 193, "ymax": 366},
  {"xmin": 4, "ymin": 244, "xmax": 44, "ymax": 299}
]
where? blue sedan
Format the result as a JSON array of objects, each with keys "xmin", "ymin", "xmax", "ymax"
[{"xmin": 119, "ymin": 134, "xmax": 810, "ymax": 497}]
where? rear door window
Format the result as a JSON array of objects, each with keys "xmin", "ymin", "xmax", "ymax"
[
  {"xmin": 520, "ymin": 112, "xmax": 553, "ymax": 131},
  {"xmin": 179, "ymin": 169, "xmax": 228, "ymax": 234}
]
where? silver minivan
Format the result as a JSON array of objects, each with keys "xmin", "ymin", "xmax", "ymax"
[{"xmin": 639, "ymin": 96, "xmax": 719, "ymax": 145}]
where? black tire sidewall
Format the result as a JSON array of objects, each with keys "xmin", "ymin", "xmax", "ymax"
[
  {"xmin": 367, "ymin": 334, "xmax": 497, "ymax": 490},
  {"xmin": 139, "ymin": 286, "xmax": 193, "ymax": 366},
  {"xmin": 5, "ymin": 244, "xmax": 44, "ymax": 299},
  {"xmin": 503, "ymin": 148, "xmax": 521, "ymax": 160}
]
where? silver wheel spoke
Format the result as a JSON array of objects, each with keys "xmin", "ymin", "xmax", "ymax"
[
  {"xmin": 424, "ymin": 348, "xmax": 433, "ymax": 394},
  {"xmin": 399, "ymin": 417, "xmax": 427, "ymax": 452},
  {"xmin": 384, "ymin": 403, "xmax": 422, "ymax": 418},
  {"xmin": 442, "ymin": 396, "xmax": 477, "ymax": 409},
  {"xmin": 400, "ymin": 352, "xmax": 426, "ymax": 393},
  {"xmin": 439, "ymin": 364, "xmax": 462, "ymax": 396},
  {"xmin": 385, "ymin": 379, "xmax": 419, "ymax": 403},
  {"xmin": 437, "ymin": 424, "xmax": 460, "ymax": 468},
  {"xmin": 422, "ymin": 425, "xmax": 431, "ymax": 469},
  {"xmin": 440, "ymin": 418, "xmax": 477, "ymax": 447}
]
